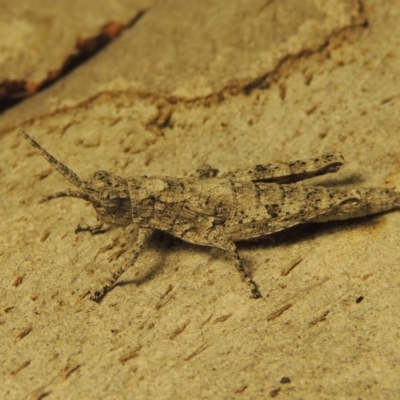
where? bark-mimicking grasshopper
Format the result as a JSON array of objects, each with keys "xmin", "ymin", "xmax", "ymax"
[{"xmin": 21, "ymin": 131, "xmax": 400, "ymax": 302}]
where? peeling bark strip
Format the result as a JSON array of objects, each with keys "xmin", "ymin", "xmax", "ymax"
[
  {"xmin": 281, "ymin": 256, "xmax": 303, "ymax": 276},
  {"xmin": 267, "ymin": 303, "xmax": 292, "ymax": 321},
  {"xmin": 21, "ymin": 131, "xmax": 400, "ymax": 302}
]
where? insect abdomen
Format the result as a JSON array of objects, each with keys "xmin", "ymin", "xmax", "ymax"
[
  {"xmin": 310, "ymin": 187, "xmax": 399, "ymax": 222},
  {"xmin": 225, "ymin": 183, "xmax": 400, "ymax": 240},
  {"xmin": 223, "ymin": 183, "xmax": 325, "ymax": 240}
]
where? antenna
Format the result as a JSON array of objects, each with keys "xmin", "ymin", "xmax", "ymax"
[{"xmin": 20, "ymin": 130, "xmax": 83, "ymax": 188}]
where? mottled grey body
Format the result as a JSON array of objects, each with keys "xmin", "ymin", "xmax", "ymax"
[
  {"xmin": 21, "ymin": 131, "xmax": 400, "ymax": 302},
  {"xmin": 127, "ymin": 177, "xmax": 398, "ymax": 243}
]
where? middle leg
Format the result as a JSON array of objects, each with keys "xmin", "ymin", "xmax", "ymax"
[{"xmin": 182, "ymin": 228, "xmax": 262, "ymax": 299}]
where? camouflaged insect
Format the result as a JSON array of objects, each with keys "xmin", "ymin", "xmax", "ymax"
[{"xmin": 21, "ymin": 131, "xmax": 400, "ymax": 302}]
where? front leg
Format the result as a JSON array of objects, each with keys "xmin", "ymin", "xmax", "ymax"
[{"xmin": 90, "ymin": 227, "xmax": 153, "ymax": 302}]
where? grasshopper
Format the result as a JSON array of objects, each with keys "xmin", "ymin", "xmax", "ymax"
[{"xmin": 21, "ymin": 131, "xmax": 400, "ymax": 302}]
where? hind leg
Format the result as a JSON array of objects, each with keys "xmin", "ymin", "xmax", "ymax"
[{"xmin": 219, "ymin": 154, "xmax": 344, "ymax": 183}]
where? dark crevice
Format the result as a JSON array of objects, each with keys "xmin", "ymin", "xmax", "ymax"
[
  {"xmin": 1, "ymin": 5, "xmax": 369, "ymax": 135},
  {"xmin": 0, "ymin": 10, "xmax": 146, "ymax": 114}
]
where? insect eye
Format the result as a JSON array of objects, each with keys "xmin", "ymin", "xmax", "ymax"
[
  {"xmin": 92, "ymin": 170, "xmax": 110, "ymax": 181},
  {"xmin": 105, "ymin": 190, "xmax": 119, "ymax": 201}
]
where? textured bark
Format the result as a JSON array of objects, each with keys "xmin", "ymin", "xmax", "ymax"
[{"xmin": 1, "ymin": 1, "xmax": 400, "ymax": 399}]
